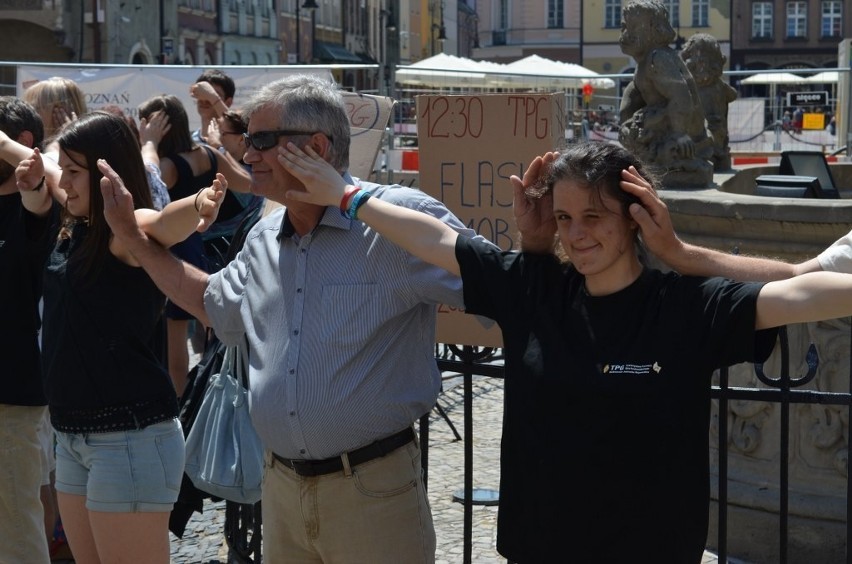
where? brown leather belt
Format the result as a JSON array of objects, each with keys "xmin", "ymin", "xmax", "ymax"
[{"xmin": 272, "ymin": 427, "xmax": 415, "ymax": 477}]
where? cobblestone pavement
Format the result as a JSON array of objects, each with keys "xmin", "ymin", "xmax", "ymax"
[{"xmin": 168, "ymin": 374, "xmax": 732, "ymax": 563}]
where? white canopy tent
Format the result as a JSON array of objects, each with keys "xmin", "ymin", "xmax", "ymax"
[
  {"xmin": 497, "ymin": 54, "xmax": 616, "ymax": 90},
  {"xmin": 739, "ymin": 72, "xmax": 807, "ymax": 85},
  {"xmin": 393, "ymin": 53, "xmax": 489, "ymax": 89},
  {"xmin": 394, "ymin": 53, "xmax": 615, "ymax": 91},
  {"xmin": 739, "ymin": 72, "xmax": 808, "ymax": 125},
  {"xmin": 805, "ymin": 71, "xmax": 839, "ymax": 84}
]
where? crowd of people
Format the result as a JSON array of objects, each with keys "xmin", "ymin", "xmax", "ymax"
[{"xmin": 5, "ymin": 66, "xmax": 852, "ymax": 564}]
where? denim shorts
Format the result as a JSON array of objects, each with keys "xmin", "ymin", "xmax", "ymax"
[{"xmin": 54, "ymin": 418, "xmax": 185, "ymax": 512}]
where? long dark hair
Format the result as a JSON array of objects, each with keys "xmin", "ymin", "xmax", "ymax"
[
  {"xmin": 138, "ymin": 94, "xmax": 195, "ymax": 156},
  {"xmin": 57, "ymin": 111, "xmax": 152, "ymax": 274}
]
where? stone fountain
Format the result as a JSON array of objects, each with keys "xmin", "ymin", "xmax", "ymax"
[{"xmin": 659, "ymin": 167, "xmax": 852, "ymax": 563}]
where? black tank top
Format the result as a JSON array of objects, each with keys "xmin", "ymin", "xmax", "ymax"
[
  {"xmin": 169, "ymin": 146, "xmax": 246, "ymax": 223},
  {"xmin": 168, "ymin": 146, "xmax": 218, "ymax": 200},
  {"xmin": 41, "ymin": 222, "xmax": 178, "ymax": 432}
]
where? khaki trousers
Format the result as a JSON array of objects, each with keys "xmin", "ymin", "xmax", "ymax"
[
  {"xmin": 262, "ymin": 439, "xmax": 435, "ymax": 564},
  {"xmin": 0, "ymin": 404, "xmax": 50, "ymax": 564}
]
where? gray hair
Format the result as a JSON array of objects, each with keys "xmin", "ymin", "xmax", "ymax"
[{"xmin": 242, "ymin": 74, "xmax": 350, "ymax": 171}]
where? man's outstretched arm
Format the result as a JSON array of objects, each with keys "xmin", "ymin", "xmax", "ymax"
[{"xmin": 100, "ymin": 160, "xmax": 212, "ymax": 326}]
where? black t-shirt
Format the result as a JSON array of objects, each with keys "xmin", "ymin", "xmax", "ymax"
[
  {"xmin": 0, "ymin": 193, "xmax": 55, "ymax": 405},
  {"xmin": 456, "ymin": 236, "xmax": 778, "ymax": 563}
]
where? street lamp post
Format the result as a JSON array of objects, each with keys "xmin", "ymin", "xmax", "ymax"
[
  {"xmin": 380, "ymin": 6, "xmax": 396, "ymax": 96},
  {"xmin": 295, "ymin": 0, "xmax": 319, "ymax": 63},
  {"xmin": 431, "ymin": 23, "xmax": 446, "ymax": 56},
  {"xmin": 430, "ymin": 0, "xmax": 446, "ymax": 56}
]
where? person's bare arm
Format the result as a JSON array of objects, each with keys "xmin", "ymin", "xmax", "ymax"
[
  {"xmin": 620, "ymin": 166, "xmax": 807, "ymax": 281},
  {"xmin": 756, "ymin": 271, "xmax": 852, "ymax": 329},
  {"xmin": 100, "ymin": 160, "xmax": 211, "ymax": 326},
  {"xmin": 135, "ymin": 171, "xmax": 227, "ymax": 248},
  {"xmin": 97, "ymin": 160, "xmax": 225, "ymax": 251},
  {"xmin": 190, "ymin": 82, "xmax": 229, "ymax": 119},
  {"xmin": 213, "ymin": 149, "xmax": 252, "ymax": 193}
]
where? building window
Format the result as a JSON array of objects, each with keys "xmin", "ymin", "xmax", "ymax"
[
  {"xmin": 786, "ymin": 2, "xmax": 807, "ymax": 37},
  {"xmin": 663, "ymin": 0, "xmax": 679, "ymax": 28},
  {"xmin": 498, "ymin": 0, "xmax": 508, "ymax": 31},
  {"xmin": 821, "ymin": 0, "xmax": 842, "ymax": 37},
  {"xmin": 692, "ymin": 0, "xmax": 709, "ymax": 26},
  {"xmin": 547, "ymin": 0, "xmax": 564, "ymax": 28},
  {"xmin": 605, "ymin": 0, "xmax": 622, "ymax": 29},
  {"xmin": 752, "ymin": 2, "xmax": 773, "ymax": 38}
]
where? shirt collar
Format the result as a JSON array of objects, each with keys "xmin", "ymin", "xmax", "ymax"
[{"xmin": 278, "ymin": 171, "xmax": 357, "ymax": 241}]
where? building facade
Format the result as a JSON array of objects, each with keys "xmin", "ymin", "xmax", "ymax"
[
  {"xmin": 472, "ymin": 0, "xmax": 582, "ymax": 64},
  {"xmin": 730, "ymin": 0, "xmax": 847, "ymax": 71},
  {"xmin": 582, "ymin": 0, "xmax": 731, "ymax": 77}
]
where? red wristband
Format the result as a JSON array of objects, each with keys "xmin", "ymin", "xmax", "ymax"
[{"xmin": 339, "ymin": 186, "xmax": 360, "ymax": 213}]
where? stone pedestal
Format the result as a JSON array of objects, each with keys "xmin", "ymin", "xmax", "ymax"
[{"xmin": 662, "ymin": 166, "xmax": 852, "ymax": 563}]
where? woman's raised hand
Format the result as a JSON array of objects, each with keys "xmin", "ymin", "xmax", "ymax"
[
  {"xmin": 15, "ymin": 147, "xmax": 46, "ymax": 192},
  {"xmin": 195, "ymin": 173, "xmax": 228, "ymax": 232},
  {"xmin": 511, "ymin": 151, "xmax": 559, "ymax": 253}
]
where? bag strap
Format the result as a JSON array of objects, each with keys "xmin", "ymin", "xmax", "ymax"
[
  {"xmin": 236, "ymin": 337, "xmax": 250, "ymax": 390},
  {"xmin": 220, "ymin": 345, "xmax": 237, "ymax": 380}
]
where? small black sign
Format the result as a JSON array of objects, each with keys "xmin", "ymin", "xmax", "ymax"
[{"xmin": 787, "ymin": 91, "xmax": 828, "ymax": 106}]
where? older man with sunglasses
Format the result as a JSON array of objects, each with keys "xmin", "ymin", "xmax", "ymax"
[{"xmin": 100, "ymin": 74, "xmax": 486, "ymax": 564}]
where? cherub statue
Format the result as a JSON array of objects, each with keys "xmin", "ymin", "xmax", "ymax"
[
  {"xmin": 618, "ymin": 0, "xmax": 713, "ymax": 188},
  {"xmin": 681, "ymin": 33, "xmax": 738, "ymax": 171}
]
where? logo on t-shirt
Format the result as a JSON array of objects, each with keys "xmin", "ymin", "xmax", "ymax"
[{"xmin": 602, "ymin": 362, "xmax": 662, "ymax": 375}]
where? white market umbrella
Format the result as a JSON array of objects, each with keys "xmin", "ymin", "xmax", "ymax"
[
  {"xmin": 394, "ymin": 53, "xmax": 489, "ymax": 89},
  {"xmin": 739, "ymin": 72, "xmax": 808, "ymax": 124},
  {"xmin": 740, "ymin": 72, "xmax": 808, "ymax": 85},
  {"xmin": 805, "ymin": 71, "xmax": 839, "ymax": 84},
  {"xmin": 499, "ymin": 54, "xmax": 615, "ymax": 90}
]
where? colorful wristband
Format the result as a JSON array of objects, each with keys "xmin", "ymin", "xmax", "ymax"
[
  {"xmin": 350, "ymin": 192, "xmax": 372, "ymax": 221},
  {"xmin": 345, "ymin": 189, "xmax": 367, "ymax": 219},
  {"xmin": 339, "ymin": 186, "xmax": 360, "ymax": 215}
]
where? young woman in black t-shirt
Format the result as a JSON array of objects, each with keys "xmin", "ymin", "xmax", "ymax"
[{"xmin": 278, "ymin": 140, "xmax": 852, "ymax": 563}]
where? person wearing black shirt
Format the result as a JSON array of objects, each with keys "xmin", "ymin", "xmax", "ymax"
[
  {"xmin": 278, "ymin": 139, "xmax": 852, "ymax": 563},
  {"xmin": 0, "ymin": 96, "xmax": 55, "ymax": 564}
]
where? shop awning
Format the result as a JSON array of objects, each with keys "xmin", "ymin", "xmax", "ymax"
[
  {"xmin": 356, "ymin": 52, "xmax": 379, "ymax": 65},
  {"xmin": 314, "ymin": 41, "xmax": 362, "ymax": 64}
]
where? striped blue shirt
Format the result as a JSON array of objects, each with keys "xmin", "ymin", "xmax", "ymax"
[{"xmin": 204, "ymin": 178, "xmax": 482, "ymax": 459}]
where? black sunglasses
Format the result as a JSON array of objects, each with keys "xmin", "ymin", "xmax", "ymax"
[{"xmin": 242, "ymin": 129, "xmax": 332, "ymax": 151}]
